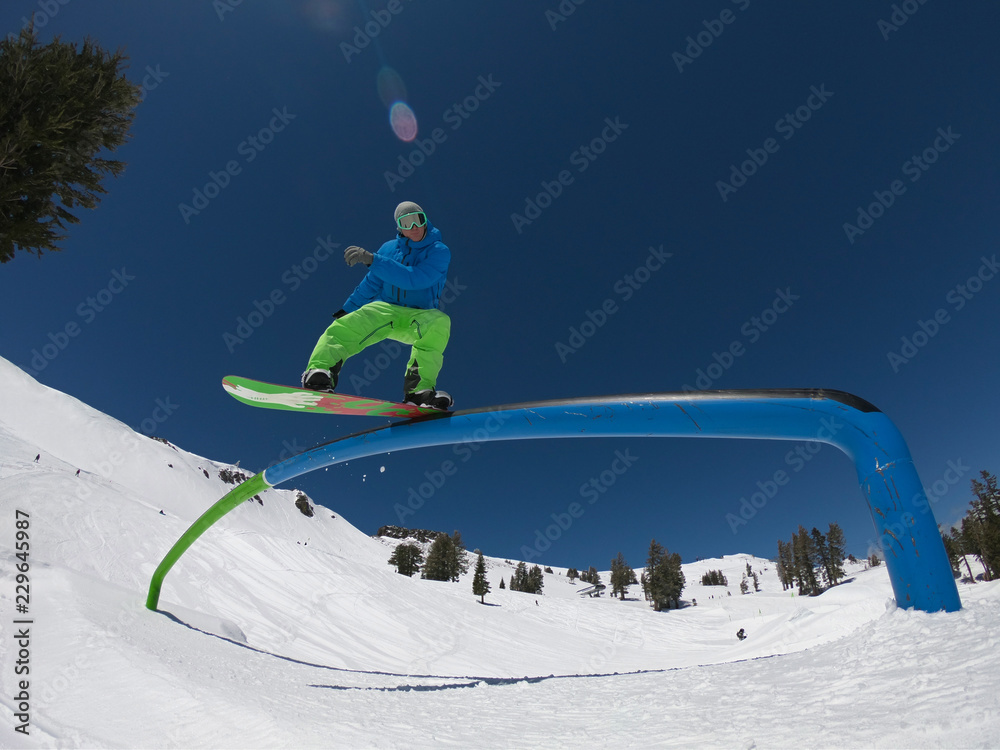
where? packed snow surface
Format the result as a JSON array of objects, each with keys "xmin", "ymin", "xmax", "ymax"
[{"xmin": 0, "ymin": 356, "xmax": 997, "ymax": 748}]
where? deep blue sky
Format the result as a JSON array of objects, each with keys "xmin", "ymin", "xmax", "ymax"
[{"xmin": 3, "ymin": 1, "xmax": 998, "ymax": 572}]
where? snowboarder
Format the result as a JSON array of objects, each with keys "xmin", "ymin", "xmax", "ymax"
[
  {"xmin": 736, "ymin": 628, "xmax": 746, "ymax": 641},
  {"xmin": 301, "ymin": 201, "xmax": 453, "ymax": 410}
]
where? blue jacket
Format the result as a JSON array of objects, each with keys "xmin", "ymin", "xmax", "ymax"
[{"xmin": 342, "ymin": 222, "xmax": 450, "ymax": 313}]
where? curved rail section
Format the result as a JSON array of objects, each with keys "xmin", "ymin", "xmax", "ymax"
[{"xmin": 147, "ymin": 389, "xmax": 961, "ymax": 613}]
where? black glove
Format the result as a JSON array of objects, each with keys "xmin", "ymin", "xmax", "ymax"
[
  {"xmin": 332, "ymin": 309, "xmax": 347, "ymax": 319},
  {"xmin": 344, "ymin": 246, "xmax": 373, "ymax": 267}
]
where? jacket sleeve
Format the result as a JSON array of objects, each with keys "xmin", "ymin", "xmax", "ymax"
[
  {"xmin": 368, "ymin": 241, "xmax": 450, "ymax": 290},
  {"xmin": 342, "ymin": 271, "xmax": 384, "ymax": 313}
]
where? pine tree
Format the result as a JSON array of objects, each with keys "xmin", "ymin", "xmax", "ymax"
[
  {"xmin": 751, "ymin": 570, "xmax": 760, "ymax": 592},
  {"xmin": 499, "ymin": 577, "xmax": 506, "ymax": 589},
  {"xmin": 968, "ymin": 470, "xmax": 1000, "ymax": 580},
  {"xmin": 700, "ymin": 569, "xmax": 728, "ymax": 586},
  {"xmin": 1, "ymin": 27, "xmax": 140, "ymax": 263},
  {"xmin": 811, "ymin": 527, "xmax": 832, "ymax": 589},
  {"xmin": 664, "ymin": 552, "xmax": 685, "ymax": 609},
  {"xmin": 826, "ymin": 523, "xmax": 847, "ymax": 585},
  {"xmin": 510, "ymin": 561, "xmax": 528, "ymax": 592},
  {"xmin": 580, "ymin": 566, "xmax": 601, "ymax": 586},
  {"xmin": 526, "ymin": 565, "xmax": 544, "ymax": 594},
  {"xmin": 388, "ymin": 542, "xmax": 423, "ymax": 577},
  {"xmin": 642, "ymin": 539, "xmax": 665, "ymax": 609},
  {"xmin": 792, "ymin": 526, "xmax": 819, "ymax": 595},
  {"xmin": 642, "ymin": 540, "xmax": 685, "ymax": 610},
  {"xmin": 941, "ymin": 526, "xmax": 962, "ymax": 578},
  {"xmin": 566, "ymin": 567, "xmax": 579, "ymax": 581},
  {"xmin": 448, "ymin": 530, "xmax": 469, "ymax": 581},
  {"xmin": 610, "ymin": 552, "xmax": 637, "ymax": 600},
  {"xmin": 422, "ymin": 533, "xmax": 455, "ymax": 581},
  {"xmin": 472, "ymin": 551, "xmax": 491, "ymax": 603},
  {"xmin": 776, "ymin": 539, "xmax": 794, "ymax": 591}
]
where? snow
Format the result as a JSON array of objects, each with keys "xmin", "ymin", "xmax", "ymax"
[{"xmin": 1, "ymin": 354, "xmax": 998, "ymax": 748}]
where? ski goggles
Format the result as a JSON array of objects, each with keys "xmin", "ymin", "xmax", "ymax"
[{"xmin": 396, "ymin": 211, "xmax": 427, "ymax": 231}]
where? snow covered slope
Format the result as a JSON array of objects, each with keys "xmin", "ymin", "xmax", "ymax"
[{"xmin": 1, "ymin": 355, "xmax": 998, "ymax": 748}]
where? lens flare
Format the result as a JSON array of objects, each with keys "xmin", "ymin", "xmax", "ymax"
[
  {"xmin": 390, "ymin": 102, "xmax": 418, "ymax": 142},
  {"xmin": 377, "ymin": 66, "xmax": 408, "ymax": 109}
]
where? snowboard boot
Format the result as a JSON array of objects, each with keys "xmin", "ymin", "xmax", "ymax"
[
  {"xmin": 301, "ymin": 368, "xmax": 336, "ymax": 392},
  {"xmin": 404, "ymin": 389, "xmax": 453, "ymax": 411}
]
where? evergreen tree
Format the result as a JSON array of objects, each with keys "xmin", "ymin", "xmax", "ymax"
[
  {"xmin": 580, "ymin": 566, "xmax": 601, "ymax": 586},
  {"xmin": 448, "ymin": 530, "xmax": 470, "ymax": 581},
  {"xmin": 776, "ymin": 539, "xmax": 794, "ymax": 591},
  {"xmin": 422, "ymin": 533, "xmax": 457, "ymax": 581},
  {"xmin": 472, "ymin": 551, "xmax": 491, "ymax": 603},
  {"xmin": 388, "ymin": 542, "xmax": 423, "ymax": 577},
  {"xmin": 642, "ymin": 539, "xmax": 665, "ymax": 609},
  {"xmin": 664, "ymin": 552, "xmax": 685, "ymax": 609},
  {"xmin": 941, "ymin": 526, "xmax": 962, "ymax": 578},
  {"xmin": 510, "ymin": 561, "xmax": 528, "ymax": 592},
  {"xmin": 499, "ymin": 577, "xmax": 506, "ymax": 589},
  {"xmin": 610, "ymin": 552, "xmax": 637, "ymax": 600},
  {"xmin": 967, "ymin": 470, "xmax": 1000, "ymax": 580},
  {"xmin": 1, "ymin": 27, "xmax": 140, "ymax": 263},
  {"xmin": 826, "ymin": 522, "xmax": 847, "ymax": 585},
  {"xmin": 740, "ymin": 574, "xmax": 749, "ymax": 594},
  {"xmin": 526, "ymin": 565, "xmax": 544, "ymax": 594},
  {"xmin": 700, "ymin": 569, "xmax": 728, "ymax": 586},
  {"xmin": 752, "ymin": 570, "xmax": 760, "ymax": 592},
  {"xmin": 642, "ymin": 540, "xmax": 685, "ymax": 610},
  {"xmin": 811, "ymin": 527, "xmax": 832, "ymax": 588},
  {"xmin": 566, "ymin": 567, "xmax": 579, "ymax": 581},
  {"xmin": 793, "ymin": 525, "xmax": 820, "ymax": 595}
]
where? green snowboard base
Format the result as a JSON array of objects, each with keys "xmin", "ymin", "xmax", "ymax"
[{"xmin": 222, "ymin": 376, "xmax": 448, "ymax": 419}]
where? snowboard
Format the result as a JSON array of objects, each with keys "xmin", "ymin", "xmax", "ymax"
[{"xmin": 222, "ymin": 376, "xmax": 450, "ymax": 419}]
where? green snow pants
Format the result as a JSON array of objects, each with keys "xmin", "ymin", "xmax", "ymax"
[{"xmin": 306, "ymin": 302, "xmax": 451, "ymax": 396}]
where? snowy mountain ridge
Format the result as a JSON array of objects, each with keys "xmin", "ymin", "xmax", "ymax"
[{"xmin": 1, "ymin": 355, "xmax": 998, "ymax": 748}]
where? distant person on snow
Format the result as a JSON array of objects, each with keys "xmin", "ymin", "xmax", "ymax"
[{"xmin": 301, "ymin": 201, "xmax": 453, "ymax": 410}]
